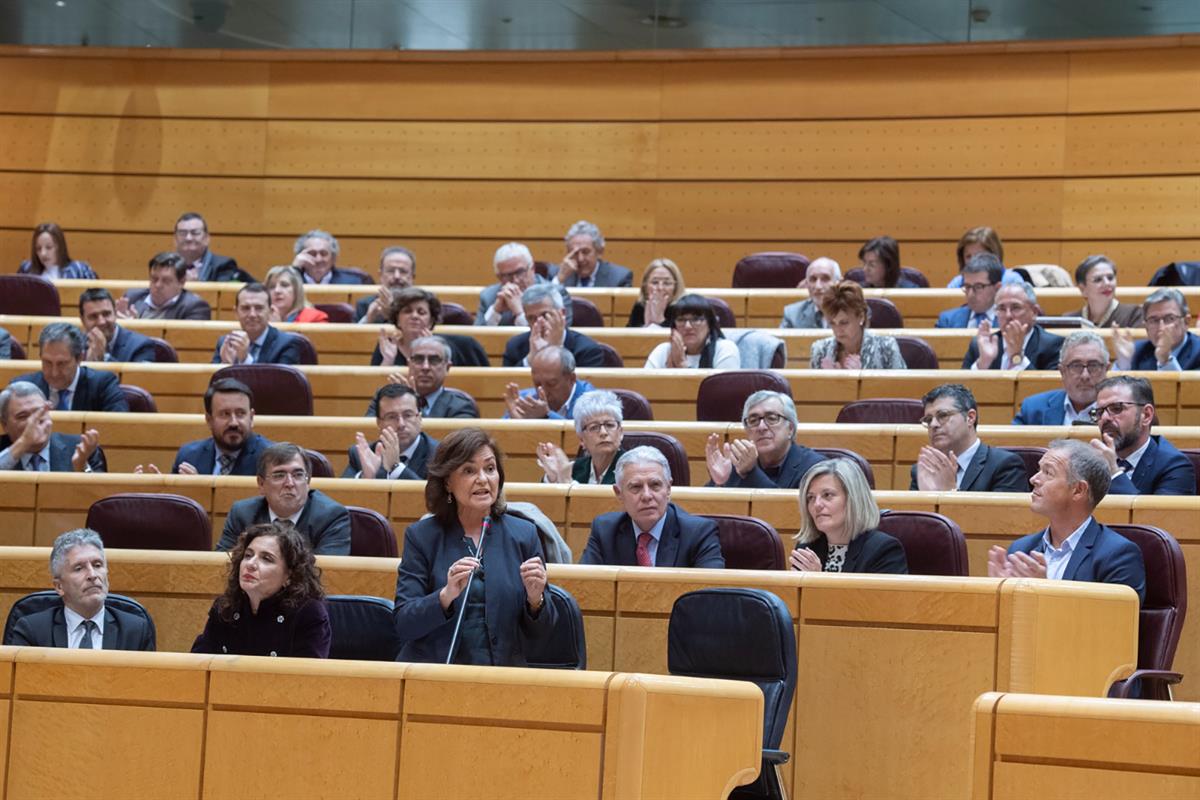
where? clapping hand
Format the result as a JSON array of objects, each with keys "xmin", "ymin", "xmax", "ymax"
[
  {"xmin": 1111, "ymin": 325, "xmax": 1134, "ymax": 368},
  {"xmin": 666, "ymin": 329, "xmax": 687, "ymax": 368},
  {"xmin": 84, "ymin": 326, "xmax": 109, "ymax": 362},
  {"xmin": 704, "ymin": 433, "xmax": 734, "ymax": 484},
  {"xmin": 220, "ymin": 330, "xmax": 250, "ymax": 365},
  {"xmin": 71, "ymin": 429, "xmax": 100, "ymax": 472},
  {"xmin": 915, "ymin": 445, "xmax": 958, "ymax": 491},
  {"xmin": 790, "ymin": 547, "xmax": 823, "ymax": 572},
  {"xmin": 974, "ymin": 320, "xmax": 1000, "ymax": 369},
  {"xmin": 377, "ymin": 328, "xmax": 399, "ymax": 365},
  {"xmin": 1001, "ymin": 317, "xmax": 1028, "ymax": 366},
  {"xmin": 536, "ymin": 442, "xmax": 571, "ymax": 483}
]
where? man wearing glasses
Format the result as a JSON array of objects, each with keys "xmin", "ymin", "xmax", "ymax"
[
  {"xmin": 476, "ymin": 242, "xmax": 572, "ymax": 327},
  {"xmin": 1088, "ymin": 376, "xmax": 1195, "ymax": 496},
  {"xmin": 501, "ymin": 283, "xmax": 605, "ymax": 368},
  {"xmin": 705, "ymin": 390, "xmax": 827, "ymax": 489},
  {"xmin": 345, "ymin": 384, "xmax": 438, "ymax": 480},
  {"xmin": 173, "ymin": 212, "xmax": 252, "ymax": 283},
  {"xmin": 372, "ymin": 337, "xmax": 478, "ymax": 419},
  {"xmin": 1112, "ymin": 289, "xmax": 1200, "ymax": 371},
  {"xmin": 935, "ymin": 253, "xmax": 1003, "ymax": 329},
  {"xmin": 911, "ymin": 384, "xmax": 1028, "ymax": 492},
  {"xmin": 962, "ymin": 282, "xmax": 1063, "ymax": 371},
  {"xmin": 217, "ymin": 443, "xmax": 351, "ymax": 554},
  {"xmin": 1013, "ymin": 331, "xmax": 1109, "ymax": 425}
]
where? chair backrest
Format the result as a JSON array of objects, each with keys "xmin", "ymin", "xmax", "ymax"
[
  {"xmin": 85, "ymin": 493, "xmax": 212, "ymax": 550},
  {"xmin": 611, "ymin": 388, "xmax": 653, "ymax": 421},
  {"xmin": 440, "ymin": 302, "xmax": 474, "ymax": 325},
  {"xmin": 835, "ymin": 398, "xmax": 924, "ymax": 424},
  {"xmin": 1108, "ymin": 524, "xmax": 1188, "ymax": 687},
  {"xmin": 696, "ymin": 370, "xmax": 791, "ymax": 422},
  {"xmin": 147, "ymin": 337, "xmax": 178, "ymax": 363},
  {"xmin": 1180, "ymin": 449, "xmax": 1200, "ymax": 490},
  {"xmin": 314, "ymin": 302, "xmax": 355, "ymax": 323},
  {"xmin": 0, "ymin": 275, "xmax": 61, "ymax": 316},
  {"xmin": 9, "ymin": 339, "xmax": 26, "ymax": 360},
  {"xmin": 291, "ymin": 332, "xmax": 319, "ymax": 365},
  {"xmin": 895, "ymin": 335, "xmax": 939, "ymax": 369},
  {"xmin": 622, "ymin": 431, "xmax": 691, "ymax": 486},
  {"xmin": 533, "ymin": 261, "xmax": 553, "ymax": 279},
  {"xmin": 595, "ymin": 341, "xmax": 625, "ymax": 368},
  {"xmin": 701, "ymin": 514, "xmax": 786, "ymax": 570},
  {"xmin": 211, "ymin": 365, "xmax": 313, "ymax": 415},
  {"xmin": 865, "ymin": 297, "xmax": 904, "ymax": 328},
  {"xmin": 3, "ymin": 590, "xmax": 155, "ymax": 646},
  {"xmin": 707, "ymin": 296, "xmax": 738, "ymax": 329},
  {"xmin": 118, "ymin": 383, "xmax": 157, "ymax": 413},
  {"xmin": 570, "ymin": 297, "xmax": 605, "ymax": 327},
  {"xmin": 669, "ymin": 588, "xmax": 796, "ymax": 750},
  {"xmin": 336, "ymin": 266, "xmax": 374, "ymax": 284},
  {"xmin": 844, "ymin": 266, "xmax": 929, "ymax": 288},
  {"xmin": 731, "ymin": 252, "xmax": 810, "ymax": 288},
  {"xmin": 1000, "ymin": 446, "xmax": 1047, "ymax": 487},
  {"xmin": 304, "ymin": 448, "xmax": 334, "ymax": 479},
  {"xmin": 347, "ymin": 506, "xmax": 398, "ymax": 557},
  {"xmin": 524, "ymin": 585, "xmax": 587, "ymax": 669},
  {"xmin": 876, "ymin": 510, "xmax": 968, "ymax": 576},
  {"xmin": 325, "ymin": 595, "xmax": 400, "ymax": 661},
  {"xmin": 813, "ymin": 447, "xmax": 876, "ymax": 489}
]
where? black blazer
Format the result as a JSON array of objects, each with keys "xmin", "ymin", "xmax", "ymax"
[
  {"xmin": 191, "ymin": 593, "xmax": 330, "ymax": 658},
  {"xmin": 124, "ymin": 288, "xmax": 213, "ymax": 321},
  {"xmin": 961, "ymin": 325, "xmax": 1064, "ymax": 370},
  {"xmin": 343, "ymin": 432, "xmax": 438, "ymax": 479},
  {"xmin": 1108, "ymin": 435, "xmax": 1197, "ymax": 496},
  {"xmin": 0, "ymin": 432, "xmax": 107, "ymax": 473},
  {"xmin": 217, "ymin": 489, "xmax": 351, "ymax": 555},
  {"xmin": 211, "ymin": 326, "xmax": 303, "ymax": 365},
  {"xmin": 711, "ymin": 443, "xmax": 827, "ymax": 490},
  {"xmin": 14, "ymin": 367, "xmax": 128, "ymax": 413},
  {"xmin": 909, "ymin": 442, "xmax": 1029, "ymax": 493},
  {"xmin": 171, "ymin": 433, "xmax": 272, "ymax": 476},
  {"xmin": 196, "ymin": 251, "xmax": 254, "ymax": 283},
  {"xmin": 392, "ymin": 513, "xmax": 556, "ymax": 666},
  {"xmin": 7, "ymin": 604, "xmax": 155, "ymax": 650},
  {"xmin": 502, "ymin": 329, "xmax": 606, "ymax": 368},
  {"xmin": 795, "ymin": 529, "xmax": 908, "ymax": 574},
  {"xmin": 580, "ymin": 504, "xmax": 725, "ymax": 568},
  {"xmin": 107, "ymin": 326, "xmax": 157, "ymax": 362},
  {"xmin": 1130, "ymin": 331, "xmax": 1200, "ymax": 371}
]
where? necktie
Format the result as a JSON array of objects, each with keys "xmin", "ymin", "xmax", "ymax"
[
  {"xmin": 1117, "ymin": 458, "xmax": 1134, "ymax": 474},
  {"xmin": 27, "ymin": 453, "xmax": 45, "ymax": 472},
  {"xmin": 249, "ymin": 342, "xmax": 261, "ymax": 362},
  {"xmin": 579, "ymin": 276, "xmax": 591, "ymax": 288},
  {"xmin": 971, "ymin": 312, "xmax": 986, "ymax": 327},
  {"xmin": 217, "ymin": 453, "xmax": 236, "ymax": 476},
  {"xmin": 55, "ymin": 390, "xmax": 71, "ymax": 411},
  {"xmin": 78, "ymin": 620, "xmax": 96, "ymax": 649},
  {"xmin": 635, "ymin": 532, "xmax": 653, "ymax": 567},
  {"xmin": 418, "ymin": 395, "xmax": 429, "ymax": 417}
]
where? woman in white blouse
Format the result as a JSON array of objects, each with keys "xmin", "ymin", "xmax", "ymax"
[{"xmin": 644, "ymin": 294, "xmax": 740, "ymax": 369}]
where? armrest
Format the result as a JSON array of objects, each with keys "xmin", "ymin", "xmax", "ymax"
[
  {"xmin": 1111, "ymin": 669, "xmax": 1183, "ymax": 699},
  {"xmin": 762, "ymin": 749, "xmax": 790, "ymax": 765}
]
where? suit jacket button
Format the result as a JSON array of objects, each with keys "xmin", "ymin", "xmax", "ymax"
[
  {"xmin": 269, "ymin": 650, "xmax": 278, "ymax": 657},
  {"xmin": 233, "ymin": 613, "xmax": 240, "ymax": 620},
  {"xmin": 221, "ymin": 646, "xmax": 227, "ymax": 653},
  {"xmin": 277, "ymin": 615, "xmax": 285, "ymax": 623}
]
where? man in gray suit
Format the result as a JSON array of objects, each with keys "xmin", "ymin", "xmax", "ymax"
[
  {"xmin": 217, "ymin": 442, "xmax": 351, "ymax": 555},
  {"xmin": 476, "ymin": 242, "xmax": 572, "ymax": 326},
  {"xmin": 780, "ymin": 257, "xmax": 840, "ymax": 328},
  {"xmin": 551, "ymin": 220, "xmax": 633, "ymax": 288},
  {"xmin": 120, "ymin": 252, "xmax": 213, "ymax": 321},
  {"xmin": 0, "ymin": 382, "xmax": 105, "ymax": 472}
]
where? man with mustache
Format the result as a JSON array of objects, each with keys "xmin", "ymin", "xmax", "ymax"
[
  {"xmin": 171, "ymin": 379, "xmax": 271, "ymax": 476},
  {"xmin": 1088, "ymin": 376, "xmax": 1195, "ymax": 496}
]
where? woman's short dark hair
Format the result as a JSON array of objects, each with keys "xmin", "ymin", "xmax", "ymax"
[
  {"xmin": 424, "ymin": 427, "xmax": 507, "ymax": 526},
  {"xmin": 30, "ymin": 222, "xmax": 72, "ymax": 271},
  {"xmin": 388, "ymin": 287, "xmax": 442, "ymax": 327},
  {"xmin": 858, "ymin": 236, "xmax": 900, "ymax": 287},
  {"xmin": 216, "ymin": 522, "xmax": 324, "ymax": 622},
  {"xmin": 664, "ymin": 293, "xmax": 722, "ymax": 336},
  {"xmin": 819, "ymin": 280, "xmax": 870, "ymax": 322}
]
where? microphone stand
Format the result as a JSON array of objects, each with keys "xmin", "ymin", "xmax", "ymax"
[{"xmin": 445, "ymin": 516, "xmax": 489, "ymax": 665}]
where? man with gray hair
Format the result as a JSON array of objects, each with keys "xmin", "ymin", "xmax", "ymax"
[
  {"xmin": 1112, "ymin": 288, "xmax": 1199, "ymax": 371},
  {"xmin": 5, "ymin": 529, "xmax": 155, "ymax": 649},
  {"xmin": 580, "ymin": 447, "xmax": 724, "ymax": 568},
  {"xmin": 12, "ymin": 322, "xmax": 128, "ymax": 412},
  {"xmin": 780, "ymin": 257, "xmax": 841, "ymax": 328},
  {"xmin": 504, "ymin": 346, "xmax": 595, "ymax": 420},
  {"xmin": 1013, "ymin": 331, "xmax": 1110, "ymax": 425},
  {"xmin": 552, "ymin": 220, "xmax": 632, "ymax": 288},
  {"xmin": 356, "ymin": 245, "xmax": 417, "ymax": 323},
  {"xmin": 988, "ymin": 439, "xmax": 1146, "ymax": 604},
  {"xmin": 476, "ymin": 242, "xmax": 572, "ymax": 326},
  {"xmin": 292, "ymin": 228, "xmax": 370, "ymax": 285},
  {"xmin": 501, "ymin": 283, "xmax": 605, "ymax": 367},
  {"xmin": 961, "ymin": 281, "xmax": 1064, "ymax": 370},
  {"xmin": 935, "ymin": 253, "xmax": 1004, "ymax": 329},
  {"xmin": 705, "ymin": 390, "xmax": 827, "ymax": 489},
  {"xmin": 0, "ymin": 382, "xmax": 105, "ymax": 472}
]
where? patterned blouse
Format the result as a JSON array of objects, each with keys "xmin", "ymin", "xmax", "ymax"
[
  {"xmin": 824, "ymin": 544, "xmax": 849, "ymax": 572},
  {"xmin": 810, "ymin": 331, "xmax": 907, "ymax": 370}
]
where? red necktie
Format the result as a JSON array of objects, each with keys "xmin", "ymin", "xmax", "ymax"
[{"xmin": 636, "ymin": 532, "xmax": 653, "ymax": 567}]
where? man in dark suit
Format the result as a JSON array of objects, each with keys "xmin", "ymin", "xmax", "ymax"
[
  {"xmin": 292, "ymin": 229, "xmax": 371, "ymax": 285},
  {"xmin": 345, "ymin": 384, "xmax": 438, "ymax": 479},
  {"xmin": 549, "ymin": 220, "xmax": 633, "ymax": 288},
  {"xmin": 476, "ymin": 242, "xmax": 573, "ymax": 326},
  {"xmin": 174, "ymin": 212, "xmax": 252, "ymax": 282},
  {"xmin": 0, "ymin": 382, "xmax": 106, "ymax": 472},
  {"xmin": 581, "ymin": 447, "xmax": 725, "ymax": 568},
  {"xmin": 365, "ymin": 336, "xmax": 479, "ymax": 419},
  {"xmin": 171, "ymin": 378, "xmax": 271, "ymax": 476},
  {"xmin": 501, "ymin": 283, "xmax": 605, "ymax": 368},
  {"xmin": 935, "ymin": 253, "xmax": 1003, "ymax": 329},
  {"xmin": 1013, "ymin": 331, "xmax": 1110, "ymax": 426},
  {"xmin": 217, "ymin": 442, "xmax": 351, "ymax": 554},
  {"xmin": 120, "ymin": 252, "xmax": 213, "ymax": 321},
  {"xmin": 5, "ymin": 529, "xmax": 155, "ymax": 649},
  {"xmin": 356, "ymin": 246, "xmax": 416, "ymax": 323},
  {"xmin": 78, "ymin": 288, "xmax": 157, "ymax": 363},
  {"xmin": 1113, "ymin": 288, "xmax": 1200, "ymax": 371},
  {"xmin": 212, "ymin": 283, "xmax": 304, "ymax": 366},
  {"xmin": 911, "ymin": 383, "xmax": 1028, "ymax": 492},
  {"xmin": 13, "ymin": 322, "xmax": 128, "ymax": 413},
  {"xmin": 706, "ymin": 390, "xmax": 826, "ymax": 489},
  {"xmin": 961, "ymin": 282, "xmax": 1064, "ymax": 371},
  {"xmin": 989, "ymin": 439, "xmax": 1146, "ymax": 604},
  {"xmin": 1089, "ymin": 376, "xmax": 1196, "ymax": 496}
]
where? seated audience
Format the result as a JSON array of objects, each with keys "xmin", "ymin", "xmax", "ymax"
[
  {"xmin": 504, "ymin": 346, "xmax": 594, "ymax": 420},
  {"xmin": 790, "ymin": 458, "xmax": 907, "ymax": 574},
  {"xmin": 291, "ymin": 229, "xmax": 369, "ymax": 285},
  {"xmin": 706, "ymin": 390, "xmax": 826, "ymax": 489},
  {"xmin": 946, "ymin": 226, "xmax": 1023, "ymax": 289},
  {"xmin": 217, "ymin": 443, "xmax": 351, "ymax": 555},
  {"xmin": 857, "ymin": 235, "xmax": 919, "ymax": 289},
  {"xmin": 171, "ymin": 378, "xmax": 271, "ymax": 476},
  {"xmin": 501, "ymin": 283, "xmax": 605, "ymax": 368},
  {"xmin": 810, "ymin": 281, "xmax": 906, "ymax": 369},
  {"xmin": 1065, "ymin": 255, "xmax": 1143, "ymax": 328},
  {"xmin": 645, "ymin": 294, "xmax": 740, "ymax": 369},
  {"xmin": 580, "ymin": 447, "xmax": 725, "ymax": 568},
  {"xmin": 627, "ymin": 258, "xmax": 686, "ymax": 328},
  {"xmin": 551, "ymin": 220, "xmax": 633, "ymax": 287},
  {"xmin": 78, "ymin": 288, "xmax": 157, "ymax": 362},
  {"xmin": 14, "ymin": 323, "xmax": 128, "ymax": 412},
  {"xmin": 266, "ymin": 266, "xmax": 329, "ymax": 323},
  {"xmin": 393, "ymin": 427, "xmax": 554, "ymax": 665},
  {"xmin": 212, "ymin": 283, "xmax": 304, "ymax": 365},
  {"xmin": 780, "ymin": 257, "xmax": 840, "ymax": 328},
  {"xmin": 373, "ymin": 288, "xmax": 487, "ymax": 369},
  {"xmin": 476, "ymin": 242, "xmax": 572, "ymax": 326},
  {"xmin": 370, "ymin": 337, "xmax": 479, "ymax": 419},
  {"xmin": 962, "ymin": 282, "xmax": 1063, "ymax": 370},
  {"xmin": 911, "ymin": 383, "xmax": 1028, "ymax": 492},
  {"xmin": 192, "ymin": 521, "xmax": 330, "ymax": 658},
  {"xmin": 1013, "ymin": 331, "xmax": 1109, "ymax": 425},
  {"xmin": 935, "ymin": 253, "xmax": 1003, "ymax": 329},
  {"xmin": 536, "ymin": 390, "xmax": 626, "ymax": 484},
  {"xmin": 173, "ymin": 212, "xmax": 251, "ymax": 282},
  {"xmin": 1090, "ymin": 376, "xmax": 1195, "ymax": 496},
  {"xmin": 18, "ymin": 222, "xmax": 97, "ymax": 280},
  {"xmin": 0, "ymin": 382, "xmax": 104, "ymax": 472},
  {"xmin": 988, "ymin": 440, "xmax": 1146, "ymax": 603},
  {"xmin": 356, "ymin": 246, "xmax": 416, "ymax": 323},
  {"xmin": 1112, "ymin": 288, "xmax": 1199, "ymax": 371},
  {"xmin": 6, "ymin": 529, "xmax": 154, "ymax": 649},
  {"xmin": 120, "ymin": 252, "xmax": 213, "ymax": 320},
  {"xmin": 345, "ymin": 384, "xmax": 438, "ymax": 480}
]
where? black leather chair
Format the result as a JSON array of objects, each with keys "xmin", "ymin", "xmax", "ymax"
[
  {"xmin": 1000, "ymin": 446, "xmax": 1047, "ymax": 487},
  {"xmin": 814, "ymin": 447, "xmax": 876, "ymax": 489},
  {"xmin": 612, "ymin": 388, "xmax": 652, "ymax": 421},
  {"xmin": 621, "ymin": 431, "xmax": 691, "ymax": 486},
  {"xmin": 701, "ymin": 514, "xmax": 786, "ymax": 570},
  {"xmin": 315, "ymin": 302, "xmax": 355, "ymax": 323},
  {"xmin": 697, "ymin": 371, "xmax": 791, "ymax": 422},
  {"xmin": 325, "ymin": 595, "xmax": 400, "ymax": 661},
  {"xmin": 0, "ymin": 275, "xmax": 61, "ymax": 316},
  {"xmin": 211, "ymin": 365, "xmax": 313, "ymax": 415},
  {"xmin": 876, "ymin": 510, "xmax": 968, "ymax": 576},
  {"xmin": 3, "ymin": 590, "xmax": 156, "ymax": 646},
  {"xmin": 147, "ymin": 337, "xmax": 178, "ymax": 363},
  {"xmin": 669, "ymin": 588, "xmax": 796, "ymax": 800},
  {"xmin": 440, "ymin": 302, "xmax": 474, "ymax": 326},
  {"xmin": 595, "ymin": 342, "xmax": 624, "ymax": 367},
  {"xmin": 570, "ymin": 297, "xmax": 605, "ymax": 327},
  {"xmin": 865, "ymin": 297, "xmax": 904, "ymax": 328},
  {"xmin": 347, "ymin": 506, "xmax": 398, "ymax": 558},
  {"xmin": 304, "ymin": 448, "xmax": 335, "ymax": 479},
  {"xmin": 835, "ymin": 398, "xmax": 924, "ymax": 424},
  {"xmin": 731, "ymin": 252, "xmax": 810, "ymax": 288},
  {"xmin": 525, "ymin": 585, "xmax": 586, "ymax": 670},
  {"xmin": 119, "ymin": 384, "xmax": 157, "ymax": 413},
  {"xmin": 895, "ymin": 336, "xmax": 939, "ymax": 369},
  {"xmin": 86, "ymin": 493, "xmax": 212, "ymax": 551}
]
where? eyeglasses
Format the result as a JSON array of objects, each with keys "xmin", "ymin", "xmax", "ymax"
[
  {"xmin": 1061, "ymin": 361, "xmax": 1107, "ymax": 376},
  {"xmin": 582, "ymin": 420, "xmax": 621, "ymax": 435},
  {"xmin": 1088, "ymin": 401, "xmax": 1144, "ymax": 422},
  {"xmin": 175, "ymin": 228, "xmax": 206, "ymax": 239},
  {"xmin": 962, "ymin": 282, "xmax": 997, "ymax": 294},
  {"xmin": 409, "ymin": 354, "xmax": 444, "ymax": 366},
  {"xmin": 647, "ymin": 278, "xmax": 676, "ymax": 288},
  {"xmin": 994, "ymin": 303, "xmax": 1030, "ymax": 315},
  {"xmin": 920, "ymin": 409, "xmax": 964, "ymax": 428},
  {"xmin": 675, "ymin": 315, "xmax": 706, "ymax": 328},
  {"xmin": 496, "ymin": 265, "xmax": 529, "ymax": 282},
  {"xmin": 1145, "ymin": 314, "xmax": 1184, "ymax": 327},
  {"xmin": 743, "ymin": 412, "xmax": 787, "ymax": 428},
  {"xmin": 266, "ymin": 469, "xmax": 308, "ymax": 483},
  {"xmin": 381, "ymin": 411, "xmax": 421, "ymax": 424}
]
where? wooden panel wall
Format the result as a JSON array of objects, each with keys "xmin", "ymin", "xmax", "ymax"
[{"xmin": 1, "ymin": 41, "xmax": 1198, "ymax": 286}]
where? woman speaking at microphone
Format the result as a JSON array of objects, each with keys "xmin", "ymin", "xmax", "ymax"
[{"xmin": 393, "ymin": 427, "xmax": 555, "ymax": 665}]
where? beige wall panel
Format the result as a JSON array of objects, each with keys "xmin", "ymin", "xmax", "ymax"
[
  {"xmin": 992, "ymin": 762, "xmax": 1200, "ymax": 800},
  {"xmin": 1067, "ymin": 48, "xmax": 1200, "ymax": 113},
  {"xmin": 1061, "ymin": 177, "xmax": 1200, "ymax": 239},
  {"xmin": 1064, "ymin": 112, "xmax": 1200, "ymax": 176}
]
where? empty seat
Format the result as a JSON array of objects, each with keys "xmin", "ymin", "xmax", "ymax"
[
  {"xmin": 120, "ymin": 384, "xmax": 157, "ymax": 413},
  {"xmin": 731, "ymin": 252, "xmax": 810, "ymax": 288},
  {"xmin": 876, "ymin": 510, "xmax": 968, "ymax": 576},
  {"xmin": 325, "ymin": 595, "xmax": 400, "ymax": 661},
  {"xmin": 315, "ymin": 302, "xmax": 355, "ymax": 323},
  {"xmin": 211, "ymin": 365, "xmax": 313, "ymax": 415},
  {"xmin": 292, "ymin": 332, "xmax": 319, "ymax": 365},
  {"xmin": 895, "ymin": 336, "xmax": 939, "ymax": 369},
  {"xmin": 347, "ymin": 506, "xmax": 398, "ymax": 557},
  {"xmin": 525, "ymin": 585, "xmax": 587, "ymax": 670},
  {"xmin": 1000, "ymin": 446, "xmax": 1047, "ymax": 486},
  {"xmin": 707, "ymin": 296, "xmax": 738, "ymax": 329},
  {"xmin": 595, "ymin": 342, "xmax": 624, "ymax": 367},
  {"xmin": 814, "ymin": 447, "xmax": 875, "ymax": 489},
  {"xmin": 612, "ymin": 388, "xmax": 653, "ymax": 421},
  {"xmin": 440, "ymin": 302, "xmax": 474, "ymax": 325},
  {"xmin": 701, "ymin": 514, "xmax": 786, "ymax": 570},
  {"xmin": 835, "ymin": 398, "xmax": 924, "ymax": 425},
  {"xmin": 865, "ymin": 297, "xmax": 904, "ymax": 328},
  {"xmin": 570, "ymin": 297, "xmax": 605, "ymax": 327},
  {"xmin": 305, "ymin": 448, "xmax": 334, "ymax": 479},
  {"xmin": 147, "ymin": 337, "xmax": 178, "ymax": 363},
  {"xmin": 697, "ymin": 371, "xmax": 791, "ymax": 422},
  {"xmin": 0, "ymin": 275, "xmax": 61, "ymax": 316},
  {"xmin": 86, "ymin": 492, "xmax": 212, "ymax": 551},
  {"xmin": 4, "ymin": 590, "xmax": 156, "ymax": 647},
  {"xmin": 622, "ymin": 431, "xmax": 691, "ymax": 486}
]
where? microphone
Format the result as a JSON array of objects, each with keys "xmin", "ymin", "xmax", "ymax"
[{"xmin": 445, "ymin": 516, "xmax": 490, "ymax": 665}]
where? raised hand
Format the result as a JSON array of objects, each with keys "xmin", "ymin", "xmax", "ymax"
[
  {"xmin": 704, "ymin": 433, "xmax": 733, "ymax": 485},
  {"xmin": 71, "ymin": 428, "xmax": 100, "ymax": 472},
  {"xmin": 974, "ymin": 319, "xmax": 1000, "ymax": 369},
  {"xmin": 354, "ymin": 432, "xmax": 382, "ymax": 478},
  {"xmin": 790, "ymin": 547, "xmax": 823, "ymax": 572},
  {"xmin": 727, "ymin": 438, "xmax": 758, "ymax": 477},
  {"xmin": 535, "ymin": 442, "xmax": 571, "ymax": 483},
  {"xmin": 439, "ymin": 556, "xmax": 482, "ymax": 609},
  {"xmin": 519, "ymin": 556, "xmax": 548, "ymax": 607},
  {"xmin": 84, "ymin": 326, "xmax": 109, "ymax": 362}
]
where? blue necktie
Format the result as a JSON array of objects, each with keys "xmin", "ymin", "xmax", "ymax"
[
  {"xmin": 249, "ymin": 342, "xmax": 261, "ymax": 362},
  {"xmin": 27, "ymin": 453, "xmax": 45, "ymax": 472},
  {"xmin": 1117, "ymin": 459, "xmax": 1134, "ymax": 474},
  {"xmin": 55, "ymin": 390, "xmax": 71, "ymax": 411},
  {"xmin": 78, "ymin": 620, "xmax": 96, "ymax": 649}
]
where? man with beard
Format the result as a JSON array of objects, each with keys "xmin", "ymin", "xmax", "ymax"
[
  {"xmin": 705, "ymin": 390, "xmax": 826, "ymax": 488},
  {"xmin": 1013, "ymin": 331, "xmax": 1109, "ymax": 425},
  {"xmin": 171, "ymin": 379, "xmax": 271, "ymax": 476},
  {"xmin": 1088, "ymin": 376, "xmax": 1195, "ymax": 495}
]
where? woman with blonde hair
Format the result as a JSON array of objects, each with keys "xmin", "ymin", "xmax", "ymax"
[
  {"xmin": 626, "ymin": 258, "xmax": 686, "ymax": 327},
  {"xmin": 266, "ymin": 265, "xmax": 329, "ymax": 323}
]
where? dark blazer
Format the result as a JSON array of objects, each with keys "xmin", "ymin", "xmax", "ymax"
[
  {"xmin": 392, "ymin": 513, "xmax": 556, "ymax": 666},
  {"xmin": 303, "ymin": 266, "xmax": 371, "ymax": 285},
  {"xmin": 475, "ymin": 276, "xmax": 573, "ymax": 326},
  {"xmin": 580, "ymin": 504, "xmax": 725, "ymax": 568},
  {"xmin": 502, "ymin": 329, "xmax": 606, "ymax": 368},
  {"xmin": 552, "ymin": 260, "xmax": 633, "ymax": 288},
  {"xmin": 0, "ymin": 432, "xmax": 107, "ymax": 472},
  {"xmin": 106, "ymin": 326, "xmax": 158, "ymax": 362},
  {"xmin": 343, "ymin": 432, "xmax": 437, "ymax": 479},
  {"xmin": 909, "ymin": 442, "xmax": 1029, "ymax": 493},
  {"xmin": 961, "ymin": 325, "xmax": 1064, "ymax": 370},
  {"xmin": 1109, "ymin": 435, "xmax": 1196, "ymax": 496},
  {"xmin": 935, "ymin": 305, "xmax": 995, "ymax": 329},
  {"xmin": 795, "ymin": 529, "xmax": 908, "ymax": 574},
  {"xmin": 217, "ymin": 490, "xmax": 351, "ymax": 555},
  {"xmin": 124, "ymin": 288, "xmax": 213, "ymax": 321},
  {"xmin": 171, "ymin": 433, "xmax": 272, "ymax": 476},
  {"xmin": 191, "ymin": 593, "xmax": 330, "ymax": 658},
  {"xmin": 369, "ymin": 334, "xmax": 489, "ymax": 369},
  {"xmin": 14, "ymin": 367, "xmax": 129, "ymax": 413},
  {"xmin": 211, "ymin": 326, "xmax": 303, "ymax": 366},
  {"xmin": 427, "ymin": 389, "xmax": 479, "ymax": 419},
  {"xmin": 195, "ymin": 250, "xmax": 254, "ymax": 283},
  {"xmin": 1007, "ymin": 518, "xmax": 1146, "ymax": 604},
  {"xmin": 1012, "ymin": 389, "xmax": 1069, "ymax": 426},
  {"xmin": 1129, "ymin": 331, "xmax": 1200, "ymax": 371},
  {"xmin": 710, "ymin": 443, "xmax": 827, "ymax": 490},
  {"xmin": 7, "ymin": 604, "xmax": 155, "ymax": 650}
]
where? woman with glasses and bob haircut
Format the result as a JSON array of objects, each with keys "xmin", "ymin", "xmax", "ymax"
[
  {"xmin": 790, "ymin": 459, "xmax": 908, "ymax": 574},
  {"xmin": 643, "ymin": 293, "xmax": 740, "ymax": 369},
  {"xmin": 536, "ymin": 390, "xmax": 626, "ymax": 485}
]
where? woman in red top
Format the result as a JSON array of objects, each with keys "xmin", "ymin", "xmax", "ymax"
[{"xmin": 266, "ymin": 265, "xmax": 330, "ymax": 323}]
